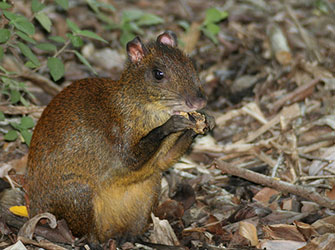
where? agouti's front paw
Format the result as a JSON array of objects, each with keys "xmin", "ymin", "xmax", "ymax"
[
  {"xmin": 163, "ymin": 115, "xmax": 196, "ymax": 135},
  {"xmin": 180, "ymin": 111, "xmax": 215, "ymax": 134}
]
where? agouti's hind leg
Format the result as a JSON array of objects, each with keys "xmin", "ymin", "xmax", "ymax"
[{"xmin": 51, "ymin": 181, "xmax": 95, "ymax": 238}]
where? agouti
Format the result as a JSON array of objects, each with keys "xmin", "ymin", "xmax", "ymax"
[{"xmin": 26, "ymin": 31, "xmax": 212, "ymax": 243}]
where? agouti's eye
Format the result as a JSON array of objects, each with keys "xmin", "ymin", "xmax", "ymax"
[{"xmin": 153, "ymin": 69, "xmax": 164, "ymax": 80}]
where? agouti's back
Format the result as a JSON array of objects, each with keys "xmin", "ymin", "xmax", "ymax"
[{"xmin": 26, "ymin": 31, "xmax": 209, "ymax": 243}]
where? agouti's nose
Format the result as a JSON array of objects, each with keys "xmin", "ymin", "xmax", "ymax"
[{"xmin": 186, "ymin": 91, "xmax": 207, "ymax": 110}]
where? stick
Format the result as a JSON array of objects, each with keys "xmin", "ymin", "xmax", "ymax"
[{"xmin": 215, "ymin": 159, "xmax": 335, "ymax": 209}]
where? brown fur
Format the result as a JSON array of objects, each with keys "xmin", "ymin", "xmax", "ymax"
[{"xmin": 26, "ymin": 33, "xmax": 207, "ymax": 243}]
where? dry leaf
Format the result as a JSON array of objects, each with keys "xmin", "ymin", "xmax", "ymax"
[
  {"xmin": 4, "ymin": 240, "xmax": 27, "ymax": 250},
  {"xmin": 258, "ymin": 239, "xmax": 306, "ymax": 250},
  {"xmin": 253, "ymin": 187, "xmax": 280, "ymax": 205},
  {"xmin": 312, "ymin": 215, "xmax": 335, "ymax": 234},
  {"xmin": 326, "ymin": 185, "xmax": 335, "ymax": 200},
  {"xmin": 9, "ymin": 206, "xmax": 28, "ymax": 217},
  {"xmin": 18, "ymin": 212, "xmax": 57, "ymax": 239},
  {"xmin": 239, "ymin": 221, "xmax": 258, "ymax": 246},
  {"xmin": 300, "ymin": 233, "xmax": 335, "ymax": 250},
  {"xmin": 149, "ymin": 213, "xmax": 179, "ymax": 246},
  {"xmin": 155, "ymin": 199, "xmax": 184, "ymax": 220},
  {"xmin": 294, "ymin": 221, "xmax": 319, "ymax": 240},
  {"xmin": 263, "ymin": 224, "xmax": 305, "ymax": 242}
]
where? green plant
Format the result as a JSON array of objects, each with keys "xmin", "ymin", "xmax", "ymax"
[
  {"xmin": 111, "ymin": 9, "xmax": 164, "ymax": 46},
  {"xmin": 4, "ymin": 116, "xmax": 34, "ymax": 145},
  {"xmin": 201, "ymin": 7, "xmax": 228, "ymax": 44},
  {"xmin": 0, "ymin": 0, "xmax": 108, "ymax": 145}
]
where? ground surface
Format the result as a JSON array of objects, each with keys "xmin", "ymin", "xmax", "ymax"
[{"xmin": 1, "ymin": 0, "xmax": 335, "ymax": 249}]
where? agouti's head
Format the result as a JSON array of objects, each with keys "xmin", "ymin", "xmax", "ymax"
[{"xmin": 121, "ymin": 31, "xmax": 207, "ymax": 115}]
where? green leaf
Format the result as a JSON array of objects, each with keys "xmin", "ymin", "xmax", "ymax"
[
  {"xmin": 18, "ymin": 42, "xmax": 40, "ymax": 66},
  {"xmin": 4, "ymin": 130, "xmax": 18, "ymax": 141},
  {"xmin": 0, "ymin": 111, "xmax": 5, "ymax": 121},
  {"xmin": 20, "ymin": 130, "xmax": 32, "ymax": 145},
  {"xmin": 0, "ymin": 47, "xmax": 3, "ymax": 61},
  {"xmin": 2, "ymin": 10, "xmax": 17, "ymax": 21},
  {"xmin": 36, "ymin": 42, "xmax": 57, "ymax": 52},
  {"xmin": 67, "ymin": 34, "xmax": 83, "ymax": 48},
  {"xmin": 18, "ymin": 81, "xmax": 26, "ymax": 89},
  {"xmin": 25, "ymin": 61, "xmax": 38, "ymax": 69},
  {"xmin": 204, "ymin": 7, "xmax": 228, "ymax": 26},
  {"xmin": 0, "ymin": 29, "xmax": 10, "ymax": 43},
  {"xmin": 15, "ymin": 17, "xmax": 35, "ymax": 36},
  {"xmin": 31, "ymin": 0, "xmax": 45, "ymax": 13},
  {"xmin": 20, "ymin": 96, "xmax": 29, "ymax": 106},
  {"xmin": 0, "ymin": 65, "xmax": 10, "ymax": 74},
  {"xmin": 78, "ymin": 30, "xmax": 107, "ymax": 43},
  {"xmin": 49, "ymin": 35, "xmax": 66, "ymax": 43},
  {"xmin": 137, "ymin": 13, "xmax": 164, "ymax": 26},
  {"xmin": 55, "ymin": 0, "xmax": 69, "ymax": 10},
  {"xmin": 87, "ymin": 0, "xmax": 115, "ymax": 12},
  {"xmin": 20, "ymin": 116, "xmax": 34, "ymax": 129},
  {"xmin": 73, "ymin": 51, "xmax": 97, "ymax": 75},
  {"xmin": 35, "ymin": 12, "xmax": 52, "ymax": 32},
  {"xmin": 66, "ymin": 19, "xmax": 81, "ymax": 34},
  {"xmin": 120, "ymin": 31, "xmax": 135, "ymax": 47},
  {"xmin": 201, "ymin": 27, "xmax": 218, "ymax": 44},
  {"xmin": 3, "ymin": 11, "xmax": 35, "ymax": 35},
  {"xmin": 178, "ymin": 20, "xmax": 190, "ymax": 31},
  {"xmin": 0, "ymin": 2, "xmax": 11, "ymax": 10},
  {"xmin": 9, "ymin": 121, "xmax": 21, "ymax": 130},
  {"xmin": 10, "ymin": 89, "xmax": 20, "ymax": 104},
  {"xmin": 16, "ymin": 31, "xmax": 36, "ymax": 44},
  {"xmin": 315, "ymin": 0, "xmax": 329, "ymax": 14},
  {"xmin": 206, "ymin": 23, "xmax": 220, "ymax": 35},
  {"xmin": 47, "ymin": 57, "xmax": 64, "ymax": 81},
  {"xmin": 122, "ymin": 9, "xmax": 143, "ymax": 22},
  {"xmin": 126, "ymin": 22, "xmax": 143, "ymax": 35}
]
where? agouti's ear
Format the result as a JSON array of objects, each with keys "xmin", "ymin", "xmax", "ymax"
[
  {"xmin": 127, "ymin": 37, "xmax": 147, "ymax": 63},
  {"xmin": 157, "ymin": 31, "xmax": 177, "ymax": 47}
]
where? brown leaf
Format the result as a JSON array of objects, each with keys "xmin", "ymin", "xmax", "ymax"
[
  {"xmin": 253, "ymin": 187, "xmax": 280, "ymax": 205},
  {"xmin": 312, "ymin": 215, "xmax": 335, "ymax": 234},
  {"xmin": 294, "ymin": 221, "xmax": 319, "ymax": 241},
  {"xmin": 263, "ymin": 224, "xmax": 306, "ymax": 242},
  {"xmin": 300, "ymin": 233, "xmax": 335, "ymax": 250},
  {"xmin": 205, "ymin": 215, "xmax": 224, "ymax": 235},
  {"xmin": 239, "ymin": 221, "xmax": 258, "ymax": 246},
  {"xmin": 17, "ymin": 236, "xmax": 67, "ymax": 250},
  {"xmin": 155, "ymin": 199, "xmax": 184, "ymax": 221},
  {"xmin": 326, "ymin": 185, "xmax": 335, "ymax": 200}
]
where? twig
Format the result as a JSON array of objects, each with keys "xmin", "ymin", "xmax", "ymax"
[
  {"xmin": 215, "ymin": 159, "xmax": 335, "ymax": 209},
  {"xmin": 0, "ymin": 105, "xmax": 45, "ymax": 115},
  {"xmin": 236, "ymin": 103, "xmax": 300, "ymax": 144},
  {"xmin": 299, "ymin": 153, "xmax": 333, "ymax": 163},
  {"xmin": 284, "ymin": 2, "xmax": 322, "ymax": 62},
  {"xmin": 272, "ymin": 153, "xmax": 284, "ymax": 177},
  {"xmin": 21, "ymin": 71, "xmax": 61, "ymax": 96},
  {"xmin": 298, "ymin": 131, "xmax": 335, "ymax": 146},
  {"xmin": 272, "ymin": 78, "xmax": 320, "ymax": 112},
  {"xmin": 299, "ymin": 175, "xmax": 335, "ymax": 181},
  {"xmin": 299, "ymin": 141, "xmax": 334, "ymax": 154}
]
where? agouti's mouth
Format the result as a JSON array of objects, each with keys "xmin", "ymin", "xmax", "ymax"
[
  {"xmin": 173, "ymin": 110, "xmax": 194, "ymax": 115},
  {"xmin": 170, "ymin": 98, "xmax": 207, "ymax": 115}
]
